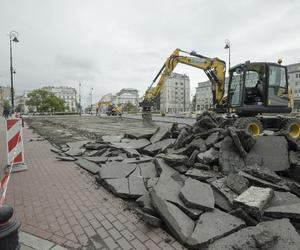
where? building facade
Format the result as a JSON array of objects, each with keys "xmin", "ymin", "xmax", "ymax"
[
  {"xmin": 113, "ymin": 88, "xmax": 139, "ymax": 106},
  {"xmin": 287, "ymin": 63, "xmax": 300, "ymax": 111},
  {"xmin": 43, "ymin": 86, "xmax": 77, "ymax": 111},
  {"xmin": 160, "ymin": 73, "xmax": 190, "ymax": 113},
  {"xmin": 195, "ymin": 80, "xmax": 212, "ymax": 111}
]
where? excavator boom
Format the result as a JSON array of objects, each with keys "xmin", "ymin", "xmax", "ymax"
[{"xmin": 140, "ymin": 48, "xmax": 226, "ymax": 125}]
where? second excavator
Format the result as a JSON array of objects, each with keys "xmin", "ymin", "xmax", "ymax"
[{"xmin": 140, "ymin": 48, "xmax": 300, "ymax": 140}]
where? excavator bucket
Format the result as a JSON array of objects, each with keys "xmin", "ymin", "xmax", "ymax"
[{"xmin": 142, "ymin": 110, "xmax": 155, "ymax": 127}]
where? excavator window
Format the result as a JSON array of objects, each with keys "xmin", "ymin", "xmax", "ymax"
[
  {"xmin": 228, "ymin": 68, "xmax": 243, "ymax": 106},
  {"xmin": 268, "ymin": 65, "xmax": 288, "ymax": 106}
]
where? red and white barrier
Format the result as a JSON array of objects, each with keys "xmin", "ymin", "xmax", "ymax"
[{"xmin": 5, "ymin": 118, "xmax": 25, "ymax": 166}]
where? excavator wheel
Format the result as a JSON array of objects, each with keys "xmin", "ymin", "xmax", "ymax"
[
  {"xmin": 281, "ymin": 118, "xmax": 300, "ymax": 140},
  {"xmin": 233, "ymin": 117, "xmax": 263, "ymax": 137}
]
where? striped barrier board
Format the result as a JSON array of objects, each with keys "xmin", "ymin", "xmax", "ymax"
[{"xmin": 5, "ymin": 118, "xmax": 27, "ymax": 172}]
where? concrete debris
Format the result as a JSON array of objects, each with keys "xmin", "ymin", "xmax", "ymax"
[
  {"xmin": 219, "ymin": 136, "xmax": 246, "ymax": 174},
  {"xmin": 239, "ymin": 171, "xmax": 290, "ymax": 191},
  {"xmin": 186, "ymin": 168, "xmax": 221, "ymax": 181},
  {"xmin": 159, "ymin": 153, "xmax": 189, "ymax": 166},
  {"xmin": 188, "ymin": 209, "xmax": 245, "ymax": 248},
  {"xmin": 197, "ymin": 147, "xmax": 219, "ymax": 165},
  {"xmin": 289, "ymin": 151, "xmax": 300, "ymax": 168},
  {"xmin": 75, "ymin": 158, "xmax": 101, "ymax": 175},
  {"xmin": 56, "ymin": 156, "xmax": 76, "ymax": 161},
  {"xmin": 208, "ymin": 219, "xmax": 300, "ymax": 250},
  {"xmin": 225, "ymin": 173, "xmax": 249, "ymax": 194},
  {"xmin": 150, "ymin": 126, "xmax": 171, "ymax": 143},
  {"xmin": 264, "ymin": 203, "xmax": 300, "ymax": 220},
  {"xmin": 83, "ymin": 156, "xmax": 108, "ymax": 164},
  {"xmin": 243, "ymin": 164, "xmax": 282, "ymax": 184},
  {"xmin": 142, "ymin": 139, "xmax": 175, "ymax": 156},
  {"xmin": 135, "ymin": 208, "xmax": 162, "ymax": 227},
  {"xmin": 44, "ymin": 113, "xmax": 300, "ymax": 249},
  {"xmin": 248, "ymin": 136, "xmax": 289, "ymax": 171},
  {"xmin": 234, "ymin": 186, "xmax": 274, "ymax": 212},
  {"xmin": 179, "ymin": 178, "xmax": 214, "ymax": 211}
]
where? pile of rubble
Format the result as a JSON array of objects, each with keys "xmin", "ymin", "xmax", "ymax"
[{"xmin": 50, "ymin": 113, "xmax": 300, "ymax": 249}]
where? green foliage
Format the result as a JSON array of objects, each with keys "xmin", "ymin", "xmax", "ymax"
[
  {"xmin": 15, "ymin": 103, "xmax": 22, "ymax": 113},
  {"xmin": 192, "ymin": 94, "xmax": 196, "ymax": 111},
  {"xmin": 3, "ymin": 100, "xmax": 11, "ymax": 110},
  {"xmin": 123, "ymin": 102, "xmax": 137, "ymax": 112},
  {"xmin": 26, "ymin": 88, "xmax": 65, "ymax": 112}
]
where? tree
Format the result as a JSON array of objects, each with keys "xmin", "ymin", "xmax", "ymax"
[
  {"xmin": 123, "ymin": 102, "xmax": 137, "ymax": 112},
  {"xmin": 15, "ymin": 103, "xmax": 22, "ymax": 113},
  {"xmin": 26, "ymin": 88, "xmax": 65, "ymax": 112},
  {"xmin": 192, "ymin": 94, "xmax": 196, "ymax": 111},
  {"xmin": 3, "ymin": 100, "xmax": 11, "ymax": 110}
]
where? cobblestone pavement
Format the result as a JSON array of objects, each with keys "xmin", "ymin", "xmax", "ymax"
[{"xmin": 6, "ymin": 127, "xmax": 186, "ymax": 250}]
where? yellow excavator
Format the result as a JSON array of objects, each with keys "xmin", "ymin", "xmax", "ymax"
[
  {"xmin": 140, "ymin": 48, "xmax": 300, "ymax": 139},
  {"xmin": 97, "ymin": 101, "xmax": 122, "ymax": 116}
]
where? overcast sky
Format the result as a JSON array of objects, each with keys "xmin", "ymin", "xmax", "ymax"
[{"xmin": 0, "ymin": 0, "xmax": 299, "ymax": 106}]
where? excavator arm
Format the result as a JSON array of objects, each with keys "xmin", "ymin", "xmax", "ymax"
[{"xmin": 140, "ymin": 48, "xmax": 226, "ymax": 125}]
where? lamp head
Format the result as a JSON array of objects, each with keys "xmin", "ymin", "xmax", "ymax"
[{"xmin": 12, "ymin": 37, "xmax": 19, "ymax": 43}]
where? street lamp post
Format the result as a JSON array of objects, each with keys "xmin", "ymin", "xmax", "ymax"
[
  {"xmin": 9, "ymin": 31, "xmax": 19, "ymax": 114},
  {"xmin": 90, "ymin": 87, "xmax": 93, "ymax": 115},
  {"xmin": 224, "ymin": 39, "xmax": 231, "ymax": 74},
  {"xmin": 79, "ymin": 83, "xmax": 81, "ymax": 115}
]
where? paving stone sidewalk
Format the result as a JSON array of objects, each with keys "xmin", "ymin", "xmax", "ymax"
[{"xmin": 6, "ymin": 127, "xmax": 185, "ymax": 249}]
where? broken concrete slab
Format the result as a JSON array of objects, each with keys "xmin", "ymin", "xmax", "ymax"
[
  {"xmin": 102, "ymin": 178, "xmax": 130, "ymax": 198},
  {"xmin": 122, "ymin": 148, "xmax": 140, "ymax": 158},
  {"xmin": 67, "ymin": 140, "xmax": 90, "ymax": 149},
  {"xmin": 123, "ymin": 156, "xmax": 152, "ymax": 164},
  {"xmin": 138, "ymin": 162, "xmax": 157, "ymax": 179},
  {"xmin": 229, "ymin": 208, "xmax": 258, "ymax": 226},
  {"xmin": 99, "ymin": 162, "xmax": 137, "ymax": 179},
  {"xmin": 107, "ymin": 155, "xmax": 125, "ymax": 162},
  {"xmin": 243, "ymin": 164, "xmax": 282, "ymax": 183},
  {"xmin": 151, "ymin": 191, "xmax": 195, "ymax": 245},
  {"xmin": 56, "ymin": 156, "xmax": 76, "ymax": 161},
  {"xmin": 102, "ymin": 135, "xmax": 122, "ymax": 143},
  {"xmin": 112, "ymin": 138, "xmax": 151, "ymax": 150},
  {"xmin": 84, "ymin": 143, "xmax": 105, "ymax": 150},
  {"xmin": 236, "ymin": 129, "xmax": 256, "ymax": 152},
  {"xmin": 186, "ymin": 149, "xmax": 199, "ymax": 167},
  {"xmin": 197, "ymin": 147, "xmax": 219, "ymax": 165},
  {"xmin": 193, "ymin": 162, "xmax": 211, "ymax": 170},
  {"xmin": 186, "ymin": 168, "xmax": 222, "ymax": 182},
  {"xmin": 150, "ymin": 126, "xmax": 171, "ymax": 143},
  {"xmin": 239, "ymin": 171, "xmax": 290, "ymax": 191},
  {"xmin": 248, "ymin": 136, "xmax": 289, "ymax": 172},
  {"xmin": 154, "ymin": 158, "xmax": 177, "ymax": 177},
  {"xmin": 267, "ymin": 191, "xmax": 300, "ymax": 208},
  {"xmin": 136, "ymin": 193, "xmax": 157, "ymax": 215},
  {"xmin": 187, "ymin": 208, "xmax": 245, "ymax": 248},
  {"xmin": 205, "ymin": 132, "xmax": 220, "ymax": 148},
  {"xmin": 75, "ymin": 158, "xmax": 101, "ymax": 175},
  {"xmin": 179, "ymin": 178, "xmax": 214, "ymax": 211},
  {"xmin": 146, "ymin": 177, "xmax": 159, "ymax": 190},
  {"xmin": 135, "ymin": 208, "xmax": 162, "ymax": 227},
  {"xmin": 128, "ymin": 175, "xmax": 148, "ymax": 198},
  {"xmin": 225, "ymin": 173, "xmax": 249, "ymax": 194},
  {"xmin": 211, "ymin": 177, "xmax": 238, "ymax": 206},
  {"xmin": 50, "ymin": 148, "xmax": 62, "ymax": 154},
  {"xmin": 124, "ymin": 130, "xmax": 155, "ymax": 140},
  {"xmin": 228, "ymin": 127, "xmax": 247, "ymax": 158},
  {"xmin": 142, "ymin": 139, "xmax": 175, "ymax": 156},
  {"xmin": 234, "ymin": 186, "xmax": 274, "ymax": 212},
  {"xmin": 83, "ymin": 156, "xmax": 108, "ymax": 164},
  {"xmin": 207, "ymin": 219, "xmax": 300, "ymax": 250},
  {"xmin": 159, "ymin": 153, "xmax": 189, "ymax": 166},
  {"xmin": 65, "ymin": 147, "xmax": 86, "ymax": 157},
  {"xmin": 188, "ymin": 137, "xmax": 207, "ymax": 153},
  {"xmin": 290, "ymin": 151, "xmax": 300, "ymax": 168},
  {"xmin": 219, "ymin": 136, "xmax": 246, "ymax": 174},
  {"xmin": 264, "ymin": 203, "xmax": 300, "ymax": 220},
  {"xmin": 152, "ymin": 175, "xmax": 203, "ymax": 220}
]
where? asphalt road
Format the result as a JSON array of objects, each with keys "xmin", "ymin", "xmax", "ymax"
[{"xmin": 122, "ymin": 113, "xmax": 196, "ymax": 125}]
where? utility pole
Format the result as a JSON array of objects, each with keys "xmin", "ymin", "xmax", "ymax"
[
  {"xmin": 9, "ymin": 31, "xmax": 19, "ymax": 114},
  {"xmin": 79, "ymin": 83, "xmax": 81, "ymax": 115},
  {"xmin": 90, "ymin": 87, "xmax": 93, "ymax": 115}
]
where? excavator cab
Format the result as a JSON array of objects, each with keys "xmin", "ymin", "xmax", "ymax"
[{"xmin": 227, "ymin": 62, "xmax": 291, "ymax": 116}]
